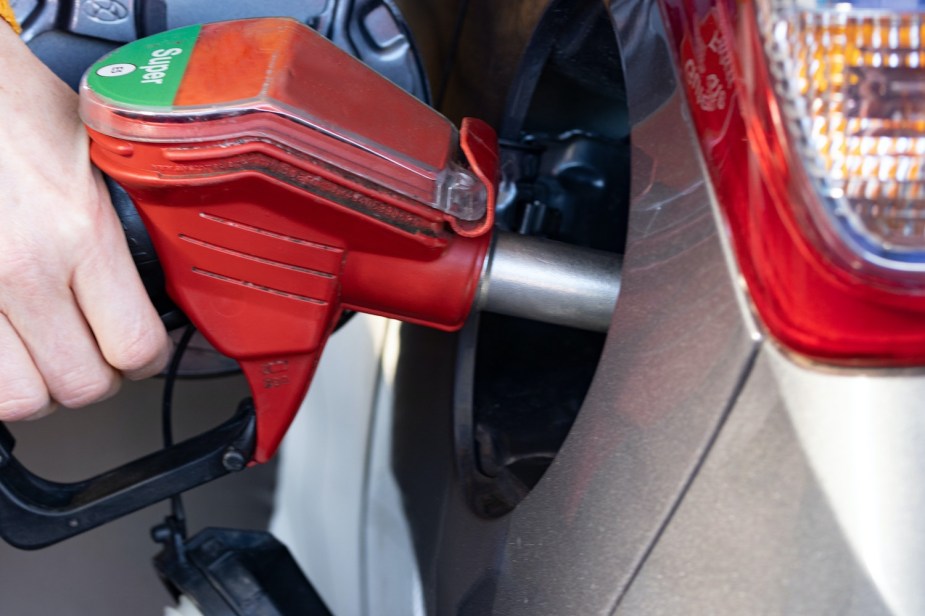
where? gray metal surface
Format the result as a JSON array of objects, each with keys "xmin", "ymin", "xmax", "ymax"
[
  {"xmin": 164, "ymin": 0, "xmax": 328, "ymax": 30},
  {"xmin": 771, "ymin": 349, "xmax": 925, "ymax": 616},
  {"xmin": 478, "ymin": 233, "xmax": 621, "ymax": 333},
  {"xmin": 68, "ymin": 0, "xmax": 138, "ymax": 43},
  {"xmin": 13, "ymin": 0, "xmax": 59, "ymax": 41},
  {"xmin": 380, "ymin": 0, "xmax": 762, "ymax": 612},
  {"xmin": 489, "ymin": 39, "xmax": 756, "ymax": 616},
  {"xmin": 615, "ymin": 346, "xmax": 894, "ymax": 615}
]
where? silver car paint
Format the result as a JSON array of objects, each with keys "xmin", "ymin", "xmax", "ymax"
[
  {"xmin": 615, "ymin": 344, "xmax": 895, "ymax": 615},
  {"xmin": 371, "ymin": 0, "xmax": 758, "ymax": 612},
  {"xmin": 374, "ymin": 0, "xmax": 925, "ymax": 613},
  {"xmin": 488, "ymin": 0, "xmax": 758, "ymax": 610}
]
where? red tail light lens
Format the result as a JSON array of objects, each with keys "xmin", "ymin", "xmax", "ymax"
[{"xmin": 660, "ymin": 0, "xmax": 925, "ymax": 365}]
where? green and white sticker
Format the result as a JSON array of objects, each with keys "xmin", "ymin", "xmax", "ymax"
[{"xmin": 87, "ymin": 24, "xmax": 202, "ymax": 108}]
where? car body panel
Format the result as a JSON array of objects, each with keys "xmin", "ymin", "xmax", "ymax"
[
  {"xmin": 490, "ymin": 81, "xmax": 756, "ymax": 616},
  {"xmin": 381, "ymin": 0, "xmax": 761, "ymax": 613},
  {"xmin": 382, "ymin": 1, "xmax": 925, "ymax": 614},
  {"xmin": 616, "ymin": 345, "xmax": 893, "ymax": 614}
]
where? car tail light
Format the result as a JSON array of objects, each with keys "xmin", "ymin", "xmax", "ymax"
[
  {"xmin": 759, "ymin": 0, "xmax": 925, "ymax": 279},
  {"xmin": 662, "ymin": 0, "xmax": 925, "ymax": 365}
]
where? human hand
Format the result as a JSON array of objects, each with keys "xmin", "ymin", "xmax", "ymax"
[{"xmin": 0, "ymin": 25, "xmax": 170, "ymax": 420}]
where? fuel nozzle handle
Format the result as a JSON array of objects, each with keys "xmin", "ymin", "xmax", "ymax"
[
  {"xmin": 105, "ymin": 177, "xmax": 186, "ymax": 329},
  {"xmin": 111, "ymin": 171, "xmax": 620, "ymax": 336},
  {"xmin": 84, "ymin": 17, "xmax": 622, "ymax": 468},
  {"xmin": 100, "ymin": 143, "xmax": 619, "ymax": 468}
]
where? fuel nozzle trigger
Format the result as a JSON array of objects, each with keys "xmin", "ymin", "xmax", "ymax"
[{"xmin": 0, "ymin": 399, "xmax": 256, "ymax": 549}]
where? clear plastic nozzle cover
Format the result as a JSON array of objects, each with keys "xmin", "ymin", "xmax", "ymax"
[{"xmin": 79, "ymin": 18, "xmax": 487, "ymax": 221}]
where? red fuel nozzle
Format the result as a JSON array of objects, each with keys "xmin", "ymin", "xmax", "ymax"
[{"xmin": 80, "ymin": 18, "xmax": 497, "ymax": 463}]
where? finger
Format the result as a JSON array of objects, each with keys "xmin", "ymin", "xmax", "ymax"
[
  {"xmin": 0, "ymin": 313, "xmax": 54, "ymax": 420},
  {"xmin": 71, "ymin": 179, "xmax": 171, "ymax": 381},
  {"xmin": 3, "ymin": 280, "xmax": 120, "ymax": 409}
]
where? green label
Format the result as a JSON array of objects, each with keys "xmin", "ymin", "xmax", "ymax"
[{"xmin": 87, "ymin": 24, "xmax": 202, "ymax": 108}]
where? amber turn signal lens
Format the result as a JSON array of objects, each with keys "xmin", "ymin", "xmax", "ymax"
[{"xmin": 760, "ymin": 1, "xmax": 925, "ymax": 277}]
